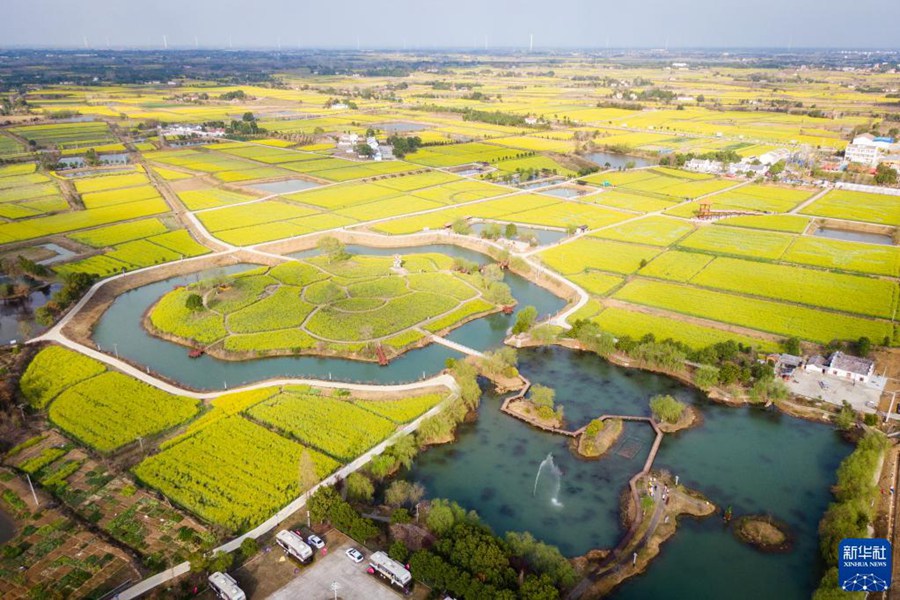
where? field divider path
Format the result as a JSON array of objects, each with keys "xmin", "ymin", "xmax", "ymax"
[{"xmin": 788, "ymin": 186, "xmax": 830, "ymax": 215}]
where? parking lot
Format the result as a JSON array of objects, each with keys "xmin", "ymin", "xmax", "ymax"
[
  {"xmin": 267, "ymin": 537, "xmax": 401, "ymax": 600},
  {"xmin": 786, "ymin": 370, "xmax": 886, "ymax": 415}
]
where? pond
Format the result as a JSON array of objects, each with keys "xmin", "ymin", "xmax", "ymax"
[
  {"xmin": 539, "ymin": 186, "xmax": 590, "ymax": 199},
  {"xmin": 245, "ymin": 179, "xmax": 321, "ymax": 195},
  {"xmin": 812, "ymin": 227, "xmax": 893, "ymax": 246},
  {"xmin": 0, "ymin": 278, "xmax": 61, "ymax": 345},
  {"xmin": 56, "ymin": 154, "xmax": 129, "ymax": 169},
  {"xmin": 91, "ymin": 244, "xmax": 565, "ymax": 390},
  {"xmin": 585, "ymin": 151, "xmax": 654, "ymax": 170},
  {"xmin": 469, "ymin": 223, "xmax": 566, "ymax": 246},
  {"xmin": 408, "ymin": 346, "xmax": 850, "ymax": 598},
  {"xmin": 373, "ymin": 122, "xmax": 429, "ymax": 133}
]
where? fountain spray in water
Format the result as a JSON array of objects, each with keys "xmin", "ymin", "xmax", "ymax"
[{"xmin": 533, "ymin": 452, "xmax": 563, "ymax": 507}]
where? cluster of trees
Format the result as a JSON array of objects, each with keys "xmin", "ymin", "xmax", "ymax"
[
  {"xmin": 316, "ymin": 236, "xmax": 351, "ymax": 263},
  {"xmin": 227, "ymin": 112, "xmax": 266, "ymax": 135},
  {"xmin": 568, "ymin": 321, "xmax": 784, "ymax": 401},
  {"xmin": 529, "ymin": 384, "xmax": 562, "ymax": 422},
  {"xmin": 636, "ymin": 88, "xmax": 677, "ymax": 103},
  {"xmin": 409, "ymin": 516, "xmax": 568, "ymax": 599},
  {"xmin": 2, "ymin": 255, "xmax": 51, "ymax": 279},
  {"xmin": 307, "ymin": 485, "xmax": 379, "ymax": 543},
  {"xmin": 814, "ymin": 432, "xmax": 889, "ymax": 599},
  {"xmin": 874, "ymin": 162, "xmax": 898, "ymax": 186},
  {"xmin": 35, "ymin": 272, "xmax": 96, "ymax": 326},
  {"xmin": 387, "ymin": 134, "xmax": 422, "ymax": 158},
  {"xmin": 658, "ymin": 149, "xmax": 743, "ymax": 166},
  {"xmin": 460, "ymin": 108, "xmax": 535, "ymax": 128},
  {"xmin": 218, "ymin": 90, "xmax": 246, "ymax": 101},
  {"xmin": 478, "ymin": 347, "xmax": 519, "ymax": 379}
]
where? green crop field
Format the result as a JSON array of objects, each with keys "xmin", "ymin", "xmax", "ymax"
[
  {"xmin": 48, "ymin": 372, "xmax": 200, "ymax": 452},
  {"xmin": 19, "ymin": 347, "xmax": 107, "ymax": 408},
  {"xmin": 800, "ymin": 189, "xmax": 900, "ymax": 226},
  {"xmin": 593, "ymin": 306, "xmax": 778, "ymax": 351},
  {"xmin": 247, "ymin": 391, "xmax": 397, "ymax": 461},
  {"xmin": 639, "ymin": 250, "xmax": 714, "ymax": 282},
  {"xmin": 689, "ymin": 256, "xmax": 898, "ymax": 318},
  {"xmin": 782, "ymin": 236, "xmax": 900, "ymax": 277},
  {"xmin": 677, "ymin": 225, "xmax": 794, "ymax": 260},
  {"xmin": 614, "ymin": 279, "xmax": 893, "ymax": 344},
  {"xmin": 355, "ymin": 393, "xmax": 444, "ymax": 423},
  {"xmin": 539, "ymin": 238, "xmax": 663, "ymax": 275},
  {"xmin": 591, "ymin": 216, "xmax": 695, "ymax": 246},
  {"xmin": 134, "ymin": 415, "xmax": 339, "ymax": 531}
]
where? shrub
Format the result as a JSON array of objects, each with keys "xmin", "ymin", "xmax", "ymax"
[{"xmin": 649, "ymin": 394, "xmax": 686, "ymax": 424}]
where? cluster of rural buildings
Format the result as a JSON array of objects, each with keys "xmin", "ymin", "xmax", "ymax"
[
  {"xmin": 159, "ymin": 124, "xmax": 226, "ymax": 139},
  {"xmin": 844, "ymin": 133, "xmax": 900, "ymax": 168},
  {"xmin": 771, "ymin": 351, "xmax": 876, "ymax": 383},
  {"xmin": 335, "ymin": 133, "xmax": 394, "ymax": 161},
  {"xmin": 684, "ymin": 148, "xmax": 791, "ymax": 176}
]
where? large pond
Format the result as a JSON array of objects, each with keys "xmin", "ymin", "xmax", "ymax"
[
  {"xmin": 91, "ymin": 244, "xmax": 565, "ymax": 390},
  {"xmin": 585, "ymin": 151, "xmax": 654, "ymax": 170},
  {"xmin": 812, "ymin": 227, "xmax": 893, "ymax": 246},
  {"xmin": 408, "ymin": 346, "xmax": 850, "ymax": 599}
]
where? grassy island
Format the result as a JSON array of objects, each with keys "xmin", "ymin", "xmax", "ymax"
[{"xmin": 145, "ymin": 251, "xmax": 511, "ymax": 361}]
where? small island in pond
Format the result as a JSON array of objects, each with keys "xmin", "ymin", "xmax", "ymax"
[
  {"xmin": 144, "ymin": 246, "xmax": 514, "ymax": 362},
  {"xmin": 650, "ymin": 394, "xmax": 699, "ymax": 433},
  {"xmin": 733, "ymin": 515, "xmax": 793, "ymax": 553},
  {"xmin": 576, "ymin": 417, "xmax": 624, "ymax": 458}
]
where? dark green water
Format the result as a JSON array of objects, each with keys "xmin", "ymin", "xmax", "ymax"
[
  {"xmin": 409, "ymin": 346, "xmax": 851, "ymax": 599},
  {"xmin": 92, "ymin": 245, "xmax": 564, "ymax": 389}
]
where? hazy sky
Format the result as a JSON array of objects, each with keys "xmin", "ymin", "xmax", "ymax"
[{"xmin": 2, "ymin": 0, "xmax": 899, "ymax": 50}]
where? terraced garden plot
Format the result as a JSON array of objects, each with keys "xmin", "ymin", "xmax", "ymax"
[
  {"xmin": 539, "ymin": 238, "xmax": 663, "ymax": 275},
  {"xmin": 799, "ymin": 189, "xmax": 900, "ymax": 226},
  {"xmin": 782, "ymin": 236, "xmax": 900, "ymax": 277},
  {"xmin": 248, "ymin": 391, "xmax": 397, "ymax": 461},
  {"xmin": 567, "ymin": 271, "xmax": 625, "ymax": 296},
  {"xmin": 147, "ymin": 254, "xmax": 501, "ymax": 358},
  {"xmin": 375, "ymin": 170, "xmax": 461, "ymax": 191},
  {"xmin": 689, "ymin": 256, "xmax": 898, "ymax": 318},
  {"xmin": 335, "ymin": 195, "xmax": 443, "ymax": 221},
  {"xmin": 49, "ymin": 372, "xmax": 200, "ymax": 452},
  {"xmin": 613, "ymin": 279, "xmax": 893, "ymax": 344},
  {"xmin": 591, "ymin": 189, "xmax": 680, "ymax": 213},
  {"xmin": 197, "ymin": 199, "xmax": 317, "ymax": 232},
  {"xmin": 68, "ymin": 218, "xmax": 169, "ymax": 247},
  {"xmin": 639, "ymin": 250, "xmax": 715, "ymax": 282},
  {"xmin": 133, "ymin": 415, "xmax": 338, "ymax": 531},
  {"xmin": 411, "ymin": 179, "xmax": 507, "ymax": 204},
  {"xmin": 73, "ymin": 172, "xmax": 149, "ymax": 194},
  {"xmin": 146, "ymin": 230, "xmax": 210, "ymax": 256},
  {"xmin": 178, "ymin": 187, "xmax": 256, "ymax": 210},
  {"xmin": 0, "ymin": 197, "xmax": 169, "ymax": 244},
  {"xmin": 593, "ymin": 306, "xmax": 777, "ymax": 351},
  {"xmin": 11, "ymin": 121, "xmax": 115, "ymax": 148},
  {"xmin": 284, "ymin": 181, "xmax": 400, "ymax": 209},
  {"xmin": 506, "ymin": 201, "xmax": 631, "ymax": 230},
  {"xmin": 80, "ymin": 185, "xmax": 161, "ymax": 209},
  {"xmin": 677, "ymin": 225, "xmax": 794, "ymax": 260},
  {"xmin": 717, "ymin": 214, "xmax": 811, "ymax": 233},
  {"xmin": 592, "ymin": 216, "xmax": 694, "ymax": 246}
]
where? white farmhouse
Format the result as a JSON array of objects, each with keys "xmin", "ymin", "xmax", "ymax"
[{"xmin": 826, "ymin": 351, "xmax": 875, "ymax": 384}]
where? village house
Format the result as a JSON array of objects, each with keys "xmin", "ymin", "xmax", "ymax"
[
  {"xmin": 827, "ymin": 351, "xmax": 875, "ymax": 384},
  {"xmin": 845, "ymin": 133, "xmax": 896, "ymax": 166}
]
